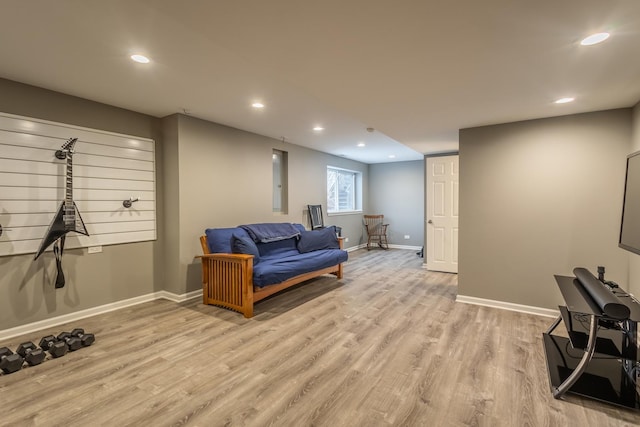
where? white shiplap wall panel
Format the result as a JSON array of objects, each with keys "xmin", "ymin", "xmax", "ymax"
[
  {"xmin": 73, "ymin": 154, "xmax": 154, "ymax": 171},
  {"xmin": 11, "ymin": 221, "xmax": 157, "ymax": 241},
  {"xmin": 0, "ymin": 115, "xmax": 154, "ymax": 150},
  {"xmin": 2, "ymin": 200, "xmax": 157, "ymax": 213},
  {"xmin": 82, "ymin": 211, "xmax": 157, "ymax": 223},
  {"xmin": 0, "ymin": 131, "xmax": 154, "ymax": 163},
  {"xmin": 0, "ymin": 158, "xmax": 60, "ymax": 175},
  {"xmin": 0, "ymin": 172, "xmax": 65, "ymax": 188},
  {"xmin": 0, "ymin": 130, "xmax": 58, "ymax": 147},
  {"xmin": 0, "ymin": 211, "xmax": 155, "ymax": 228},
  {"xmin": 75, "ymin": 177, "xmax": 155, "ymax": 192},
  {"xmin": 2, "ymin": 187, "xmax": 155, "ymax": 202},
  {"xmin": 0, "ymin": 158, "xmax": 155, "ymax": 180},
  {"xmin": 79, "ymin": 142, "xmax": 154, "ymax": 161},
  {"xmin": 74, "ymin": 165, "xmax": 154, "ymax": 181},
  {"xmin": 0, "ymin": 112, "xmax": 156, "ymax": 257},
  {"xmin": 0, "ymin": 144, "xmax": 63, "ymax": 163},
  {"xmin": 0, "ymin": 173, "xmax": 154, "ymax": 192}
]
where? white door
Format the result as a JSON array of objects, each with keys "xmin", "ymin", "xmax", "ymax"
[{"xmin": 426, "ymin": 155, "xmax": 459, "ymax": 273}]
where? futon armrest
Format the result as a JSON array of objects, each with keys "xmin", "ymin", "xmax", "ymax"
[
  {"xmin": 200, "ymin": 253, "xmax": 254, "ymax": 285},
  {"xmin": 201, "ymin": 253, "xmax": 254, "ymax": 261},
  {"xmin": 200, "ymin": 252, "xmax": 255, "ymax": 317}
]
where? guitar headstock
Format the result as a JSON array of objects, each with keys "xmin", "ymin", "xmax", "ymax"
[{"xmin": 55, "ymin": 138, "xmax": 78, "ymax": 159}]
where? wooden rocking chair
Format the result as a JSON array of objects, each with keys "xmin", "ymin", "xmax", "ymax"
[{"xmin": 364, "ymin": 215, "xmax": 389, "ymax": 250}]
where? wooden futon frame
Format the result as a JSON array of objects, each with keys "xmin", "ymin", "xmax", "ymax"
[{"xmin": 199, "ymin": 236, "xmax": 344, "ymax": 318}]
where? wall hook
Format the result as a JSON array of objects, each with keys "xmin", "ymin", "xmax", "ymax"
[{"xmin": 123, "ymin": 197, "xmax": 140, "ymax": 208}]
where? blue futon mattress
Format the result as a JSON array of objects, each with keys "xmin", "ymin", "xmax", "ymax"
[{"xmin": 253, "ymin": 250, "xmax": 347, "ymax": 287}]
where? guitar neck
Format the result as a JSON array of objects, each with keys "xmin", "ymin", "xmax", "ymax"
[
  {"xmin": 63, "ymin": 154, "xmax": 75, "ymax": 225},
  {"xmin": 66, "ymin": 155, "xmax": 73, "ymax": 203}
]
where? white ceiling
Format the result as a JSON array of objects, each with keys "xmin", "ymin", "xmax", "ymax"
[{"xmin": 1, "ymin": 0, "xmax": 639, "ymax": 164}]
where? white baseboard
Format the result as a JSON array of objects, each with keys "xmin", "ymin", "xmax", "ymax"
[
  {"xmin": 388, "ymin": 244, "xmax": 422, "ymax": 251},
  {"xmin": 156, "ymin": 289, "xmax": 201, "ymax": 303},
  {"xmin": 344, "ymin": 244, "xmax": 422, "ymax": 252},
  {"xmin": 456, "ymin": 294, "xmax": 559, "ymax": 318},
  {"xmin": 0, "ymin": 290, "xmax": 201, "ymax": 341}
]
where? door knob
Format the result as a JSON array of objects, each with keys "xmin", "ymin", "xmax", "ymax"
[{"xmin": 427, "ymin": 220, "xmax": 433, "ymax": 224}]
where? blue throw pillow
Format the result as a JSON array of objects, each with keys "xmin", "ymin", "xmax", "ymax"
[
  {"xmin": 231, "ymin": 233, "xmax": 261, "ymax": 264},
  {"xmin": 297, "ymin": 226, "xmax": 340, "ymax": 253},
  {"xmin": 205, "ymin": 227, "xmax": 250, "ymax": 253}
]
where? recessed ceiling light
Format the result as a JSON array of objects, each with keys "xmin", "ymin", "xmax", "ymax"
[
  {"xmin": 388, "ymin": 154, "xmax": 396, "ymax": 159},
  {"xmin": 555, "ymin": 97, "xmax": 575, "ymax": 104},
  {"xmin": 313, "ymin": 126, "xmax": 324, "ymax": 131},
  {"xmin": 252, "ymin": 102, "xmax": 264, "ymax": 108},
  {"xmin": 130, "ymin": 54, "xmax": 150, "ymax": 64},
  {"xmin": 357, "ymin": 142, "xmax": 366, "ymax": 147},
  {"xmin": 580, "ymin": 32, "xmax": 610, "ymax": 46}
]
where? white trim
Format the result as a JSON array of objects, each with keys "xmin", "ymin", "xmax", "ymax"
[
  {"xmin": 156, "ymin": 289, "xmax": 201, "ymax": 303},
  {"xmin": 327, "ymin": 211, "xmax": 364, "ymax": 217},
  {"xmin": 0, "ymin": 290, "xmax": 201, "ymax": 341},
  {"xmin": 388, "ymin": 244, "xmax": 422, "ymax": 251},
  {"xmin": 344, "ymin": 244, "xmax": 422, "ymax": 252},
  {"xmin": 345, "ymin": 243, "xmax": 366, "ymax": 252},
  {"xmin": 456, "ymin": 294, "xmax": 559, "ymax": 318}
]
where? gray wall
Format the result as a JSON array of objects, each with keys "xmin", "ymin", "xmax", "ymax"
[
  {"xmin": 164, "ymin": 114, "xmax": 369, "ymax": 295},
  {"xmin": 160, "ymin": 114, "xmax": 180, "ymax": 295},
  {"xmin": 0, "ymin": 78, "xmax": 162, "ymax": 330},
  {"xmin": 459, "ymin": 109, "xmax": 632, "ymax": 310},
  {"xmin": 368, "ymin": 160, "xmax": 424, "ymax": 248},
  {"xmin": 630, "ymin": 103, "xmax": 640, "ymax": 297}
]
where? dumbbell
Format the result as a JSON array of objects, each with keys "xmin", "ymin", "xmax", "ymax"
[
  {"xmin": 56, "ymin": 332, "xmax": 83, "ymax": 352},
  {"xmin": 16, "ymin": 342, "xmax": 46, "ymax": 366},
  {"xmin": 38, "ymin": 335, "xmax": 68, "ymax": 358},
  {"xmin": 0, "ymin": 347, "xmax": 23, "ymax": 374},
  {"xmin": 70, "ymin": 328, "xmax": 95, "ymax": 347}
]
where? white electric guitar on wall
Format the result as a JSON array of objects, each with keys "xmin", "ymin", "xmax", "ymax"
[{"xmin": 34, "ymin": 137, "xmax": 89, "ymax": 288}]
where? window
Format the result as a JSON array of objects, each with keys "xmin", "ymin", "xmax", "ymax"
[{"xmin": 327, "ymin": 166, "xmax": 362, "ymax": 213}]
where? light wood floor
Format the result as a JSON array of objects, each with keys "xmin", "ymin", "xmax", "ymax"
[{"xmin": 1, "ymin": 249, "xmax": 639, "ymax": 426}]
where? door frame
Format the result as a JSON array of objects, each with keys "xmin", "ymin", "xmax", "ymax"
[{"xmin": 424, "ymin": 152, "xmax": 459, "ymax": 271}]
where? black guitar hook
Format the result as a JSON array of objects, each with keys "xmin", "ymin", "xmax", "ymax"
[{"xmin": 123, "ymin": 197, "xmax": 140, "ymax": 208}]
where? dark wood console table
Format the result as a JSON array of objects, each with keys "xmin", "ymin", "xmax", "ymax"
[{"xmin": 543, "ymin": 275, "xmax": 640, "ymax": 409}]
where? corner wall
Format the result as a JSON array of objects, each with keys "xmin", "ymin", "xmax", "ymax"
[
  {"xmin": 368, "ymin": 160, "xmax": 424, "ymax": 248},
  {"xmin": 459, "ymin": 109, "xmax": 632, "ymax": 310},
  {"xmin": 167, "ymin": 114, "xmax": 369, "ymax": 295},
  {"xmin": 630, "ymin": 103, "xmax": 640, "ymax": 297}
]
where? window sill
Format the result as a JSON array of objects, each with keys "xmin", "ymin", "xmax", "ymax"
[{"xmin": 327, "ymin": 210, "xmax": 363, "ymax": 217}]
